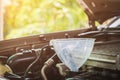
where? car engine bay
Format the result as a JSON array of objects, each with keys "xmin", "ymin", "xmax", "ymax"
[
  {"xmin": 0, "ymin": 26, "xmax": 120, "ymax": 80},
  {"xmin": 0, "ymin": 0, "xmax": 120, "ymax": 80}
]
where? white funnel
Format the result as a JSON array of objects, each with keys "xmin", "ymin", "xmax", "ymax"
[{"xmin": 50, "ymin": 38, "xmax": 95, "ymax": 72}]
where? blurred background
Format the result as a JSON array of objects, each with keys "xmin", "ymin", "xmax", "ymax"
[{"xmin": 3, "ymin": 0, "xmax": 88, "ymax": 39}]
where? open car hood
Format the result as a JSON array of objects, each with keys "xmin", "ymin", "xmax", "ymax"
[{"xmin": 78, "ymin": 0, "xmax": 120, "ymax": 24}]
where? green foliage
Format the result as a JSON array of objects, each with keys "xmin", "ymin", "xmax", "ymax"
[{"xmin": 4, "ymin": 0, "xmax": 88, "ymax": 39}]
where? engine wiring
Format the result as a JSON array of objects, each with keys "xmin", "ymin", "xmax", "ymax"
[
  {"xmin": 41, "ymin": 54, "xmax": 56, "ymax": 80},
  {"xmin": 23, "ymin": 45, "xmax": 49, "ymax": 79}
]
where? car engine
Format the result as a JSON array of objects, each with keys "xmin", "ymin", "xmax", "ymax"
[{"xmin": 0, "ymin": 0, "xmax": 120, "ymax": 80}]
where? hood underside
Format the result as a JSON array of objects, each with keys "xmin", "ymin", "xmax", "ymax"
[{"xmin": 78, "ymin": 0, "xmax": 120, "ymax": 24}]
